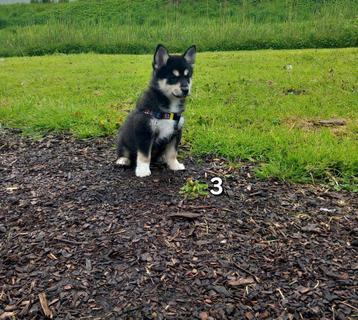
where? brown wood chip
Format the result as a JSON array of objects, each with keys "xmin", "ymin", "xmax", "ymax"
[
  {"xmin": 296, "ymin": 285, "xmax": 311, "ymax": 294},
  {"xmin": 228, "ymin": 277, "xmax": 255, "ymax": 286},
  {"xmin": 0, "ymin": 312, "xmax": 16, "ymax": 320},
  {"xmin": 38, "ymin": 292, "xmax": 53, "ymax": 319},
  {"xmin": 168, "ymin": 212, "xmax": 201, "ymax": 219}
]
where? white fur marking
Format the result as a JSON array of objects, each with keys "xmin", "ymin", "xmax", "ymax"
[
  {"xmin": 136, "ymin": 162, "xmax": 151, "ymax": 177},
  {"xmin": 116, "ymin": 157, "xmax": 131, "ymax": 166},
  {"xmin": 178, "ymin": 116, "xmax": 185, "ymax": 130},
  {"xmin": 136, "ymin": 152, "xmax": 151, "ymax": 177},
  {"xmin": 168, "ymin": 160, "xmax": 185, "ymax": 171},
  {"xmin": 168, "ymin": 99, "xmax": 182, "ymax": 113},
  {"xmin": 173, "ymin": 69, "xmax": 180, "ymax": 77},
  {"xmin": 188, "ymin": 78, "xmax": 192, "ymax": 95},
  {"xmin": 184, "ymin": 69, "xmax": 189, "ymax": 76},
  {"xmin": 151, "ymin": 119, "xmax": 175, "ymax": 141}
]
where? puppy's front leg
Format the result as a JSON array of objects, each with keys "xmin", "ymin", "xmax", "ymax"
[
  {"xmin": 164, "ymin": 138, "xmax": 185, "ymax": 171},
  {"xmin": 136, "ymin": 151, "xmax": 151, "ymax": 177},
  {"xmin": 135, "ymin": 126, "xmax": 153, "ymax": 177}
]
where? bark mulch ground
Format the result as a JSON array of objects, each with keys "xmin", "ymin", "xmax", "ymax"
[{"xmin": 0, "ymin": 129, "xmax": 357, "ymax": 320}]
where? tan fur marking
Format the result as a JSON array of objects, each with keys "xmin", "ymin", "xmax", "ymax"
[
  {"xmin": 137, "ymin": 151, "xmax": 150, "ymax": 163},
  {"xmin": 164, "ymin": 140, "xmax": 185, "ymax": 171}
]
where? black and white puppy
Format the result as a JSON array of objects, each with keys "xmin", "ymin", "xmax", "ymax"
[{"xmin": 115, "ymin": 44, "xmax": 196, "ymax": 177}]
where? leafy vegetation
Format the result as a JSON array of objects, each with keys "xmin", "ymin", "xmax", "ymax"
[
  {"xmin": 180, "ymin": 178, "xmax": 209, "ymax": 199},
  {"xmin": 0, "ymin": 0, "xmax": 357, "ymax": 56},
  {"xmin": 0, "ymin": 48, "xmax": 357, "ymax": 189}
]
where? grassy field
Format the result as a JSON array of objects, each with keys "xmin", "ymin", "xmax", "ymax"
[
  {"xmin": 0, "ymin": 48, "xmax": 357, "ymax": 190},
  {"xmin": 0, "ymin": 0, "xmax": 357, "ymax": 57}
]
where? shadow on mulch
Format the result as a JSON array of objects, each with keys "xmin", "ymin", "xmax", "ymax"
[{"xmin": 0, "ymin": 129, "xmax": 357, "ymax": 320}]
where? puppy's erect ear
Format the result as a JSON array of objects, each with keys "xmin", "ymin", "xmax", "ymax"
[
  {"xmin": 183, "ymin": 45, "xmax": 196, "ymax": 66},
  {"xmin": 153, "ymin": 44, "xmax": 169, "ymax": 70}
]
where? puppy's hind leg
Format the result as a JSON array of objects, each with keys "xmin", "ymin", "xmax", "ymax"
[{"xmin": 115, "ymin": 143, "xmax": 131, "ymax": 167}]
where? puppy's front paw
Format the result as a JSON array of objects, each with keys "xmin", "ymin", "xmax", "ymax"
[
  {"xmin": 168, "ymin": 161, "xmax": 185, "ymax": 171},
  {"xmin": 135, "ymin": 164, "xmax": 151, "ymax": 177}
]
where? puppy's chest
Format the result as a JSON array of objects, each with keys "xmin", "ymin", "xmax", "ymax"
[{"xmin": 151, "ymin": 117, "xmax": 184, "ymax": 141}]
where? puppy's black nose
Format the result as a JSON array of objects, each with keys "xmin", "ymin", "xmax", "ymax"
[{"xmin": 181, "ymin": 87, "xmax": 189, "ymax": 96}]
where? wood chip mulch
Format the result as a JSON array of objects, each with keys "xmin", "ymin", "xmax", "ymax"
[{"xmin": 0, "ymin": 130, "xmax": 357, "ymax": 319}]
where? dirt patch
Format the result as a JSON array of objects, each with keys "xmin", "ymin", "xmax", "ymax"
[
  {"xmin": 0, "ymin": 129, "xmax": 357, "ymax": 319},
  {"xmin": 284, "ymin": 88, "xmax": 307, "ymax": 95},
  {"xmin": 283, "ymin": 117, "xmax": 351, "ymax": 135},
  {"xmin": 0, "ymin": 99, "xmax": 9, "ymax": 108},
  {"xmin": 311, "ymin": 119, "xmax": 347, "ymax": 127}
]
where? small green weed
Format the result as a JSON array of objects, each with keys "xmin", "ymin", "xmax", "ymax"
[{"xmin": 180, "ymin": 178, "xmax": 209, "ymax": 199}]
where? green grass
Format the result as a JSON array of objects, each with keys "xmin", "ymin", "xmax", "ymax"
[
  {"xmin": 0, "ymin": 49, "xmax": 357, "ymax": 190},
  {"xmin": 0, "ymin": 0, "xmax": 357, "ymax": 57}
]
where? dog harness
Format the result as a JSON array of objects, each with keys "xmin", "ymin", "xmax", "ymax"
[{"xmin": 143, "ymin": 109, "xmax": 181, "ymax": 122}]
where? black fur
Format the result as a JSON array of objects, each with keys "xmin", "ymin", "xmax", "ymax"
[{"xmin": 116, "ymin": 44, "xmax": 196, "ymax": 175}]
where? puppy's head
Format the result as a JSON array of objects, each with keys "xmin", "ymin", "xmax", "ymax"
[{"xmin": 152, "ymin": 44, "xmax": 196, "ymax": 99}]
